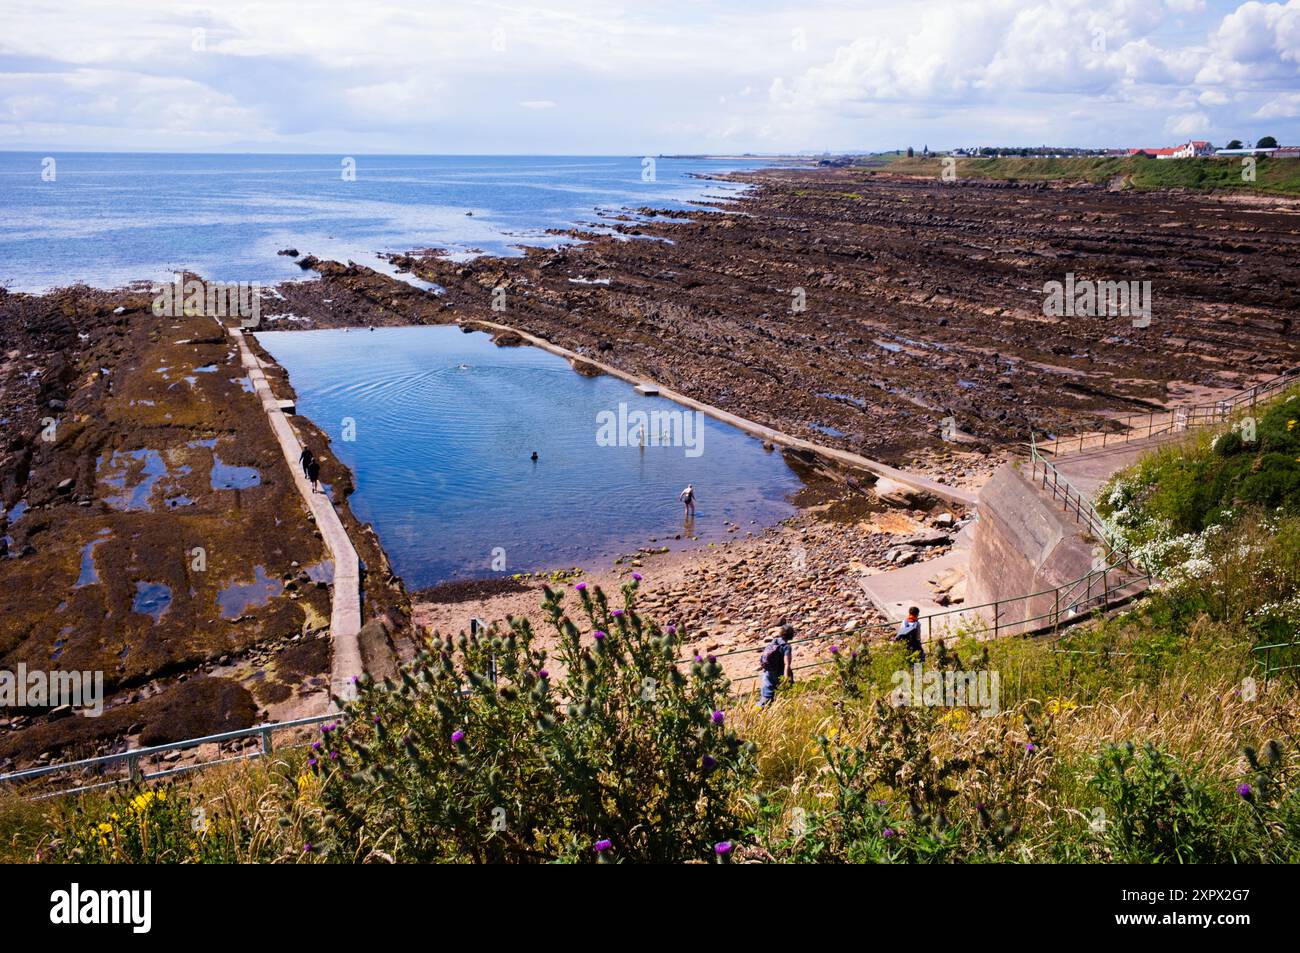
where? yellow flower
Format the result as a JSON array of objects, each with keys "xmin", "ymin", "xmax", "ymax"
[
  {"xmin": 1288, "ymin": 419, "xmax": 1296, "ymax": 431},
  {"xmin": 1046, "ymin": 697, "xmax": 1077, "ymax": 716},
  {"xmin": 939, "ymin": 709, "xmax": 971, "ymax": 730}
]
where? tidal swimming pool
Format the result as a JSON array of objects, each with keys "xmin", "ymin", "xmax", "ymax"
[{"xmin": 256, "ymin": 325, "xmax": 804, "ymax": 589}]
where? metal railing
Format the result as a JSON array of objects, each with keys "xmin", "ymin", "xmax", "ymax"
[
  {"xmin": 725, "ymin": 555, "xmax": 1152, "ymax": 689},
  {"xmin": 7, "ymin": 371, "xmax": 1295, "ymax": 798},
  {"xmin": 0, "ymin": 713, "xmax": 338, "ymax": 799},
  {"xmin": 1027, "ymin": 436, "xmax": 1134, "ymax": 568},
  {"xmin": 1033, "ymin": 366, "xmax": 1300, "ymax": 457}
]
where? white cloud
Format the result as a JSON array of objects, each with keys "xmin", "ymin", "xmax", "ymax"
[{"xmin": 0, "ymin": 0, "xmax": 1296, "ymax": 152}]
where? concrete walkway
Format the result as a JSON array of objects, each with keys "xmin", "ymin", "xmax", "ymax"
[
  {"xmin": 470, "ymin": 318, "xmax": 978, "ymax": 508},
  {"xmin": 228, "ymin": 326, "xmax": 363, "ymax": 703},
  {"xmin": 859, "ymin": 523, "xmax": 980, "ymax": 634}
]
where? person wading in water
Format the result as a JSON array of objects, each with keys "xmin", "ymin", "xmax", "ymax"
[{"xmin": 679, "ymin": 483, "xmax": 696, "ymax": 519}]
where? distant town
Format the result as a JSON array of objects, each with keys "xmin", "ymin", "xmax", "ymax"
[{"xmin": 923, "ymin": 137, "xmax": 1295, "ymax": 160}]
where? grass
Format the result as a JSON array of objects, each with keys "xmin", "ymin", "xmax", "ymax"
[
  {"xmin": 878, "ymin": 155, "xmax": 1300, "ymax": 196},
  {"xmin": 3, "ymin": 394, "xmax": 1299, "ymax": 863}
]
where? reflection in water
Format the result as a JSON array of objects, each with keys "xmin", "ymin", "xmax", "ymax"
[
  {"xmin": 257, "ymin": 325, "xmax": 803, "ymax": 588},
  {"xmin": 217, "ymin": 565, "xmax": 283, "ymax": 619}
]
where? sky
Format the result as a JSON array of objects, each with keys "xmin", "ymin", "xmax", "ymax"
[{"xmin": 1, "ymin": 0, "xmax": 1297, "ymax": 154}]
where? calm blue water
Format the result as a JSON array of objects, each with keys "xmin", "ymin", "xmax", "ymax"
[
  {"xmin": 257, "ymin": 326, "xmax": 803, "ymax": 588},
  {"xmin": 0, "ymin": 153, "xmax": 772, "ymax": 292}
]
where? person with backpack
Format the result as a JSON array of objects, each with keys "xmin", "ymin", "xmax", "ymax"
[
  {"xmin": 758, "ymin": 623, "xmax": 794, "ymax": 706},
  {"xmin": 895, "ymin": 606, "xmax": 924, "ymax": 661}
]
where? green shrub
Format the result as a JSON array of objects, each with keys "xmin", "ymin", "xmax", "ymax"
[{"xmin": 300, "ymin": 580, "xmax": 755, "ymax": 863}]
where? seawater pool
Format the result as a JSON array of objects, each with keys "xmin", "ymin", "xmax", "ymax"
[{"xmin": 256, "ymin": 325, "xmax": 803, "ymax": 588}]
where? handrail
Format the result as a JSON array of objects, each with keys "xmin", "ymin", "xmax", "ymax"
[
  {"xmin": 8, "ymin": 369, "xmax": 1293, "ymax": 799},
  {"xmin": 1032, "ymin": 367, "xmax": 1300, "ymax": 457},
  {"xmin": 0, "ymin": 713, "xmax": 339, "ymax": 798}
]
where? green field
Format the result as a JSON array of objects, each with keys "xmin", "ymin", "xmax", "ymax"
[{"xmin": 880, "ymin": 154, "xmax": 1300, "ymax": 195}]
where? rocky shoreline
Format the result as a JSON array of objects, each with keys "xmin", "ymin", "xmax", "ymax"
[{"xmin": 4, "ymin": 163, "xmax": 1297, "ymax": 771}]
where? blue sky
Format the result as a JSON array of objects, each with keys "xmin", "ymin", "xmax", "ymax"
[{"xmin": 1, "ymin": 0, "xmax": 1297, "ymax": 153}]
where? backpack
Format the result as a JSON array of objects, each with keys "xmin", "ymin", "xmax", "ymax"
[{"xmin": 760, "ymin": 638, "xmax": 786, "ymax": 675}]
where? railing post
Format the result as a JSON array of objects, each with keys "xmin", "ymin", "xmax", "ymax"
[
  {"xmin": 1054, "ymin": 588, "xmax": 1060, "ymax": 634},
  {"xmin": 261, "ymin": 727, "xmax": 274, "ymax": 755},
  {"xmin": 127, "ymin": 754, "xmax": 141, "ymax": 783},
  {"xmin": 993, "ymin": 601, "xmax": 1000, "ymax": 639}
]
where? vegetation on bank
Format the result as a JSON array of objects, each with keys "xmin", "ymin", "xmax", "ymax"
[
  {"xmin": 3, "ymin": 393, "xmax": 1300, "ymax": 864},
  {"xmin": 879, "ymin": 155, "xmax": 1300, "ymax": 195}
]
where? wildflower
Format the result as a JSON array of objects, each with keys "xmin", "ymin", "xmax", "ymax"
[
  {"xmin": 714, "ymin": 841, "xmax": 732, "ymax": 855},
  {"xmin": 593, "ymin": 630, "xmax": 607, "ymax": 641},
  {"xmin": 594, "ymin": 839, "xmax": 612, "ymax": 853},
  {"xmin": 574, "ymin": 582, "xmax": 588, "ymax": 592},
  {"xmin": 612, "ymin": 609, "xmax": 624, "ymax": 618},
  {"xmin": 538, "ymin": 669, "xmax": 549, "ymax": 680},
  {"xmin": 701, "ymin": 754, "xmax": 717, "ymax": 770},
  {"xmin": 329, "ymin": 750, "xmax": 339, "ymax": 761},
  {"xmin": 1237, "ymin": 783, "xmax": 1253, "ymax": 800},
  {"xmin": 667, "ymin": 625, "xmax": 677, "ymax": 635},
  {"xmin": 711, "ymin": 710, "xmax": 725, "ymax": 725},
  {"xmin": 312, "ymin": 740, "xmax": 322, "ymax": 751},
  {"xmin": 1025, "ymin": 742, "xmax": 1037, "ymax": 752},
  {"xmin": 883, "ymin": 828, "xmax": 895, "ymax": 838},
  {"xmin": 304, "ymin": 843, "xmax": 313, "ymax": 853},
  {"xmin": 631, "ymin": 572, "xmax": 642, "ymax": 582},
  {"xmin": 451, "ymin": 729, "xmax": 466, "ymax": 745},
  {"xmin": 829, "ymin": 645, "xmax": 840, "ymax": 655}
]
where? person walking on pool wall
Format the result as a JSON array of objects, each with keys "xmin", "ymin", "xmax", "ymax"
[
  {"xmin": 299, "ymin": 446, "xmax": 314, "ymax": 478},
  {"xmin": 307, "ymin": 458, "xmax": 321, "ymax": 493}
]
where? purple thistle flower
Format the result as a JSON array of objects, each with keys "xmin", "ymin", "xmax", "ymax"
[
  {"xmin": 667, "ymin": 625, "xmax": 677, "ymax": 635},
  {"xmin": 631, "ymin": 572, "xmax": 642, "ymax": 581},
  {"xmin": 312, "ymin": 740, "xmax": 322, "ymax": 751},
  {"xmin": 373, "ymin": 715, "xmax": 381, "ymax": 724},
  {"xmin": 593, "ymin": 839, "xmax": 612, "ymax": 853},
  {"xmin": 711, "ymin": 710, "xmax": 725, "ymax": 725},
  {"xmin": 304, "ymin": 843, "xmax": 313, "ymax": 853},
  {"xmin": 829, "ymin": 645, "xmax": 840, "ymax": 655},
  {"xmin": 451, "ymin": 729, "xmax": 465, "ymax": 745},
  {"xmin": 1025, "ymin": 742, "xmax": 1037, "ymax": 752},
  {"xmin": 883, "ymin": 828, "xmax": 895, "ymax": 838},
  {"xmin": 612, "ymin": 609, "xmax": 624, "ymax": 618},
  {"xmin": 538, "ymin": 669, "xmax": 549, "ymax": 680},
  {"xmin": 701, "ymin": 755, "xmax": 717, "ymax": 770},
  {"xmin": 329, "ymin": 750, "xmax": 339, "ymax": 761},
  {"xmin": 574, "ymin": 582, "xmax": 588, "ymax": 592},
  {"xmin": 307, "ymin": 758, "xmax": 317, "ymax": 769},
  {"xmin": 714, "ymin": 841, "xmax": 732, "ymax": 855},
  {"xmin": 1237, "ymin": 783, "xmax": 1252, "ymax": 798},
  {"xmin": 593, "ymin": 630, "xmax": 607, "ymax": 641}
]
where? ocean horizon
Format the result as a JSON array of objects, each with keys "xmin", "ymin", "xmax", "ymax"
[{"xmin": 0, "ymin": 152, "xmax": 778, "ymax": 293}]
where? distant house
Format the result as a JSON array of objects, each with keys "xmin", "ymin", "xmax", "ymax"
[
  {"xmin": 1127, "ymin": 147, "xmax": 1177, "ymax": 159},
  {"xmin": 1171, "ymin": 140, "xmax": 1214, "ymax": 158}
]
